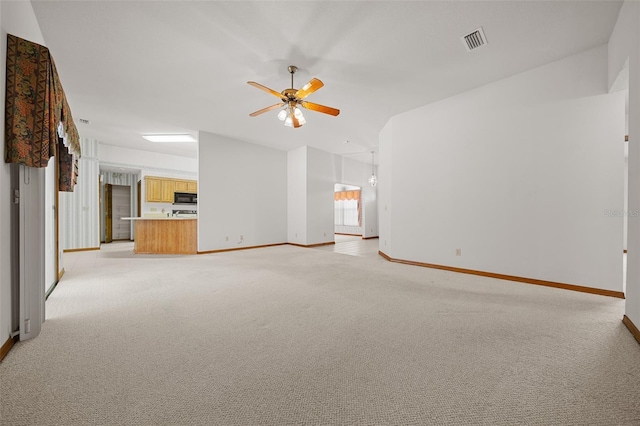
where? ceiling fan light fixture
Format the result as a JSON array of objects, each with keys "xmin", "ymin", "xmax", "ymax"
[
  {"xmin": 277, "ymin": 109, "xmax": 287, "ymax": 121},
  {"xmin": 284, "ymin": 115, "xmax": 294, "ymax": 127}
]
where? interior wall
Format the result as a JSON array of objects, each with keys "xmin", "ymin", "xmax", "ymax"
[
  {"xmin": 0, "ymin": 1, "xmax": 47, "ymax": 345},
  {"xmin": 378, "ymin": 120, "xmax": 393, "ymax": 254},
  {"xmin": 341, "ymin": 156, "xmax": 378, "ymax": 239},
  {"xmin": 198, "ymin": 131, "xmax": 287, "ymax": 252},
  {"xmin": 610, "ymin": 0, "xmax": 640, "ymax": 326},
  {"xmin": 44, "ymin": 157, "xmax": 56, "ymax": 293},
  {"xmin": 59, "ymin": 138, "xmax": 100, "ymax": 250},
  {"xmin": 306, "ymin": 147, "xmax": 340, "ymax": 245},
  {"xmin": 287, "ymin": 146, "xmax": 307, "ymax": 244},
  {"xmin": 380, "ymin": 45, "xmax": 624, "ymax": 293},
  {"xmin": 288, "ymin": 147, "xmax": 378, "ymax": 245}
]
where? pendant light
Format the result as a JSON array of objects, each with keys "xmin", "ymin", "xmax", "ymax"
[{"xmin": 368, "ymin": 151, "xmax": 378, "ymax": 187}]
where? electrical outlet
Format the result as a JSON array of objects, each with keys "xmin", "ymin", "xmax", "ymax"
[
  {"xmin": 456, "ymin": 248, "xmax": 461, "ymax": 256},
  {"xmin": 225, "ymin": 236, "xmax": 229, "ymax": 241},
  {"xmin": 240, "ymin": 235, "xmax": 244, "ymax": 241},
  {"xmin": 324, "ymin": 232, "xmax": 326, "ymax": 237}
]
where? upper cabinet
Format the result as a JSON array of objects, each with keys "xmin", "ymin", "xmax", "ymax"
[
  {"xmin": 145, "ymin": 176, "xmax": 197, "ymax": 203},
  {"xmin": 174, "ymin": 180, "xmax": 197, "ymax": 193}
]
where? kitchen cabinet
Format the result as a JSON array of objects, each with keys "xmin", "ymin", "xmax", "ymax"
[
  {"xmin": 174, "ymin": 180, "xmax": 197, "ymax": 193},
  {"xmin": 145, "ymin": 176, "xmax": 197, "ymax": 203},
  {"xmin": 126, "ymin": 218, "xmax": 197, "ymax": 254}
]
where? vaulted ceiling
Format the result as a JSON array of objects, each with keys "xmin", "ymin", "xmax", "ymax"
[{"xmin": 31, "ymin": 1, "xmax": 622, "ymax": 162}]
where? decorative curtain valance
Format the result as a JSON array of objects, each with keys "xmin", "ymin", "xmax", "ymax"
[
  {"xmin": 4, "ymin": 34, "xmax": 81, "ymax": 191},
  {"xmin": 334, "ymin": 190, "xmax": 361, "ymax": 201}
]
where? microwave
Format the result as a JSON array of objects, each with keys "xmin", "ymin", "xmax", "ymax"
[{"xmin": 174, "ymin": 192, "xmax": 197, "ymax": 204}]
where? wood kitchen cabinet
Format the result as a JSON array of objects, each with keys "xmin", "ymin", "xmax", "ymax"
[
  {"xmin": 174, "ymin": 180, "xmax": 197, "ymax": 193},
  {"xmin": 145, "ymin": 176, "xmax": 197, "ymax": 203}
]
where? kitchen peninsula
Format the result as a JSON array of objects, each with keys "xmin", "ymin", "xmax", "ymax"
[{"xmin": 125, "ymin": 217, "xmax": 197, "ymax": 254}]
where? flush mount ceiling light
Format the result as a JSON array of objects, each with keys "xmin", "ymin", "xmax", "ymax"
[
  {"xmin": 368, "ymin": 151, "xmax": 378, "ymax": 187},
  {"xmin": 247, "ymin": 65, "xmax": 340, "ymax": 128},
  {"xmin": 142, "ymin": 134, "xmax": 197, "ymax": 143}
]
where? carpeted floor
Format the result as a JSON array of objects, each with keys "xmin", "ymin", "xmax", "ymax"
[{"xmin": 1, "ymin": 241, "xmax": 640, "ymax": 425}]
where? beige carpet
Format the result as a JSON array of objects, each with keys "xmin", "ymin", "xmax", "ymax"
[{"xmin": 1, "ymin": 241, "xmax": 640, "ymax": 425}]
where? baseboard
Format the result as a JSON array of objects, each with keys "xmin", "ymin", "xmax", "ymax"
[
  {"xmin": 58, "ymin": 268, "xmax": 65, "ymax": 281},
  {"xmin": 198, "ymin": 243, "xmax": 288, "ymax": 254},
  {"xmin": 622, "ymin": 315, "xmax": 640, "ymax": 345},
  {"xmin": 0, "ymin": 335, "xmax": 18, "ymax": 362},
  {"xmin": 378, "ymin": 251, "xmax": 625, "ymax": 299},
  {"xmin": 335, "ymin": 233, "xmax": 362, "ymax": 237},
  {"xmin": 63, "ymin": 247, "xmax": 100, "ymax": 253},
  {"xmin": 362, "ymin": 236, "xmax": 379, "ymax": 240},
  {"xmin": 288, "ymin": 242, "xmax": 336, "ymax": 248}
]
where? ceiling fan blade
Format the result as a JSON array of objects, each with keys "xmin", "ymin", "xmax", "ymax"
[
  {"xmin": 295, "ymin": 78, "xmax": 324, "ymax": 100},
  {"xmin": 292, "ymin": 112, "xmax": 302, "ymax": 128},
  {"xmin": 300, "ymin": 101, "xmax": 340, "ymax": 116},
  {"xmin": 249, "ymin": 103, "xmax": 284, "ymax": 117},
  {"xmin": 247, "ymin": 81, "xmax": 286, "ymax": 100}
]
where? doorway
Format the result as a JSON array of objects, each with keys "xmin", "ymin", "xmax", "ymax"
[
  {"xmin": 104, "ymin": 184, "xmax": 132, "ymax": 242},
  {"xmin": 334, "ymin": 184, "xmax": 362, "ymax": 237}
]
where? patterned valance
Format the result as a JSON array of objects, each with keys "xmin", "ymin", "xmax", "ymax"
[
  {"xmin": 334, "ymin": 190, "xmax": 361, "ymax": 201},
  {"xmin": 4, "ymin": 34, "xmax": 81, "ymax": 191}
]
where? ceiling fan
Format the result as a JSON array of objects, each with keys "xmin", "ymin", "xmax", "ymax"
[{"xmin": 247, "ymin": 65, "xmax": 340, "ymax": 128}]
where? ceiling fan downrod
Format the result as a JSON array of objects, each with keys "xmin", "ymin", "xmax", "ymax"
[{"xmin": 288, "ymin": 65, "xmax": 297, "ymax": 89}]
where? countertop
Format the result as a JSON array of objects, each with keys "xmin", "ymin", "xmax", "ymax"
[{"xmin": 121, "ymin": 217, "xmax": 197, "ymax": 220}]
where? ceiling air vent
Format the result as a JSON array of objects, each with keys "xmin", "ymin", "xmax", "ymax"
[
  {"xmin": 78, "ymin": 118, "xmax": 90, "ymax": 124},
  {"xmin": 461, "ymin": 27, "xmax": 487, "ymax": 51}
]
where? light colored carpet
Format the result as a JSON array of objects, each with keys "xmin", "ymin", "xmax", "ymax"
[{"xmin": 1, "ymin": 241, "xmax": 640, "ymax": 425}]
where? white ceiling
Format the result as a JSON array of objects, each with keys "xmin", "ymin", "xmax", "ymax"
[{"xmin": 31, "ymin": 1, "xmax": 622, "ymax": 163}]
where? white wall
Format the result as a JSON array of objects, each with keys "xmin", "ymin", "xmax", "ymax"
[
  {"xmin": 0, "ymin": 1, "xmax": 47, "ymax": 345},
  {"xmin": 341, "ymin": 156, "xmax": 378, "ymax": 239},
  {"xmin": 380, "ymin": 45, "xmax": 624, "ymax": 293},
  {"xmin": 378, "ymin": 121, "xmax": 393, "ymax": 254},
  {"xmin": 610, "ymin": 1, "xmax": 640, "ymax": 326},
  {"xmin": 198, "ymin": 131, "xmax": 287, "ymax": 251},
  {"xmin": 306, "ymin": 147, "xmax": 339, "ymax": 245},
  {"xmin": 59, "ymin": 138, "xmax": 100, "ymax": 250},
  {"xmin": 288, "ymin": 147, "xmax": 378, "ymax": 245},
  {"xmin": 287, "ymin": 146, "xmax": 307, "ymax": 244}
]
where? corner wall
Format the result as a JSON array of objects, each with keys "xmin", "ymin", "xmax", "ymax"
[
  {"xmin": 380, "ymin": 45, "xmax": 624, "ymax": 293},
  {"xmin": 610, "ymin": 0, "xmax": 640, "ymax": 329},
  {"xmin": 287, "ymin": 147, "xmax": 379, "ymax": 246},
  {"xmin": 198, "ymin": 131, "xmax": 287, "ymax": 251},
  {"xmin": 0, "ymin": 1, "xmax": 47, "ymax": 348}
]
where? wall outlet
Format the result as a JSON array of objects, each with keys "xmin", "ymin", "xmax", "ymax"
[
  {"xmin": 225, "ymin": 236, "xmax": 229, "ymax": 241},
  {"xmin": 240, "ymin": 235, "xmax": 244, "ymax": 241},
  {"xmin": 456, "ymin": 248, "xmax": 462, "ymax": 256},
  {"xmin": 324, "ymin": 232, "xmax": 326, "ymax": 237}
]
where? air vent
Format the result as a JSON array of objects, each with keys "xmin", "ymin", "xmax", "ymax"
[
  {"xmin": 78, "ymin": 118, "xmax": 90, "ymax": 124},
  {"xmin": 461, "ymin": 27, "xmax": 487, "ymax": 51}
]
